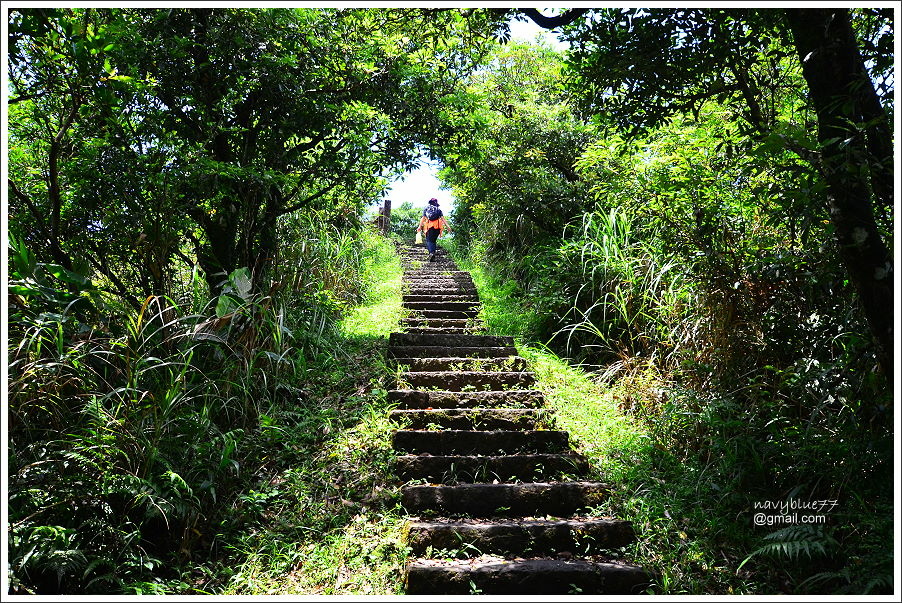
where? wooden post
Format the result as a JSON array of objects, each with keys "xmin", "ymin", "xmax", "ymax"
[{"xmin": 381, "ymin": 199, "xmax": 392, "ymax": 235}]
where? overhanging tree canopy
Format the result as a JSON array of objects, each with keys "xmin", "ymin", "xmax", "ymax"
[{"xmin": 507, "ymin": 6, "xmax": 894, "ymax": 378}]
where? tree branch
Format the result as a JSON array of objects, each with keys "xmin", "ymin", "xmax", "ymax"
[
  {"xmin": 8, "ymin": 178, "xmax": 74, "ymax": 271},
  {"xmin": 518, "ymin": 8, "xmax": 589, "ymax": 29},
  {"xmin": 85, "ymin": 244, "xmax": 142, "ymax": 312},
  {"xmin": 8, "ymin": 90, "xmax": 49, "ymax": 104},
  {"xmin": 276, "ymin": 179, "xmax": 343, "ymax": 219},
  {"xmin": 48, "ymin": 93, "xmax": 82, "ymax": 252}
]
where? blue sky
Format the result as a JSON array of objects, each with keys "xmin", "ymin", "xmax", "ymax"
[{"xmin": 383, "ymin": 17, "xmax": 565, "ymax": 214}]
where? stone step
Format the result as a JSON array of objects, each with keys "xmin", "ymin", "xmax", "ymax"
[
  {"xmin": 402, "ymin": 267, "xmax": 460, "ymax": 273},
  {"xmin": 404, "ymin": 270, "xmax": 473, "ymax": 282},
  {"xmin": 390, "ymin": 333, "xmax": 514, "ymax": 348},
  {"xmin": 400, "ymin": 371, "xmax": 535, "ymax": 390},
  {"xmin": 388, "ymin": 346, "xmax": 519, "ymax": 359},
  {"xmin": 404, "ymin": 277, "xmax": 475, "ymax": 285},
  {"xmin": 390, "ymin": 408, "xmax": 547, "ymax": 430},
  {"xmin": 394, "ymin": 453, "xmax": 588, "ymax": 482},
  {"xmin": 404, "ymin": 301, "xmax": 480, "ymax": 311},
  {"xmin": 405, "ymin": 557, "xmax": 650, "ymax": 595},
  {"xmin": 399, "ymin": 248, "xmax": 449, "ymax": 254},
  {"xmin": 405, "ymin": 270, "xmax": 472, "ymax": 278},
  {"xmin": 404, "ymin": 297, "xmax": 480, "ymax": 305},
  {"xmin": 406, "ymin": 518, "xmax": 636, "ymax": 556},
  {"xmin": 399, "ymin": 259, "xmax": 455, "ymax": 264},
  {"xmin": 402, "ymin": 327, "xmax": 475, "ymax": 335},
  {"xmin": 405, "ymin": 287, "xmax": 479, "ymax": 296},
  {"xmin": 399, "ymin": 257, "xmax": 452, "ymax": 262},
  {"xmin": 405, "ymin": 309, "xmax": 480, "ymax": 320},
  {"xmin": 404, "ymin": 283, "xmax": 474, "ymax": 291},
  {"xmin": 392, "ymin": 429, "xmax": 569, "ymax": 455},
  {"xmin": 388, "ymin": 389, "xmax": 545, "ymax": 409},
  {"xmin": 400, "ymin": 318, "xmax": 480, "ymax": 328},
  {"xmin": 391, "ymin": 356, "xmax": 526, "ymax": 372},
  {"xmin": 405, "ymin": 284, "xmax": 477, "ymax": 294},
  {"xmin": 401, "ymin": 481, "xmax": 610, "ymax": 516}
]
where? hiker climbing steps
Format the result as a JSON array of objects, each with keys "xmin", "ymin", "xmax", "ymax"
[{"xmin": 387, "ymin": 244, "xmax": 650, "ymax": 595}]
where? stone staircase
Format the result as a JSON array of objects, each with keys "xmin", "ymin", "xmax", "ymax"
[{"xmin": 388, "ymin": 243, "xmax": 650, "ymax": 595}]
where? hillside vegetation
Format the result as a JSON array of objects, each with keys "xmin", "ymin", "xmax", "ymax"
[{"xmin": 7, "ymin": 7, "xmax": 894, "ymax": 595}]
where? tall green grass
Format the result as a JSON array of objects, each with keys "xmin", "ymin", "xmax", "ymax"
[
  {"xmin": 7, "ymin": 211, "xmax": 407, "ymax": 594},
  {"xmin": 448, "ymin": 235, "xmax": 894, "ymax": 595},
  {"xmin": 214, "ymin": 231, "xmax": 411, "ymax": 595}
]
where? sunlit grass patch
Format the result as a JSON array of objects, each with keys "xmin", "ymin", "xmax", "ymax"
[
  {"xmin": 519, "ymin": 345, "xmax": 648, "ymax": 477},
  {"xmin": 219, "ymin": 401, "xmax": 408, "ymax": 595},
  {"xmin": 340, "ymin": 233, "xmax": 405, "ymax": 339},
  {"xmin": 204, "ymin": 232, "xmax": 408, "ymax": 595}
]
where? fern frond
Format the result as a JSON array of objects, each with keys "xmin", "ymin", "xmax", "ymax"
[{"xmin": 739, "ymin": 525, "xmax": 837, "ymax": 570}]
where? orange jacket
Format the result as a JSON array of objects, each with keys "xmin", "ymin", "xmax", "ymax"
[{"xmin": 418, "ymin": 215, "xmax": 448, "ymax": 234}]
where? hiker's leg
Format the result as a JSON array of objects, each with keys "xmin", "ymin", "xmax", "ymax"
[{"xmin": 425, "ymin": 229, "xmax": 439, "ymax": 254}]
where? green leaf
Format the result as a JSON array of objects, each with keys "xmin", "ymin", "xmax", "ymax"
[{"xmin": 215, "ymin": 294, "xmax": 237, "ymax": 317}]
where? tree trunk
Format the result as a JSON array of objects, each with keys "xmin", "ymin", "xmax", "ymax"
[
  {"xmin": 199, "ymin": 218, "xmax": 238, "ymax": 295},
  {"xmin": 785, "ymin": 8, "xmax": 893, "ymax": 381}
]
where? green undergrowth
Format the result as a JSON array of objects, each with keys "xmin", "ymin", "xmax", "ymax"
[
  {"xmin": 206, "ymin": 236, "xmax": 411, "ymax": 594},
  {"xmin": 447, "ymin": 243, "xmax": 767, "ymax": 594},
  {"xmin": 450, "ymin": 241, "xmax": 893, "ymax": 594}
]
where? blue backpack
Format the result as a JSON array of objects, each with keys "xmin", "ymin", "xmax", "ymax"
[{"xmin": 424, "ymin": 205, "xmax": 442, "ymax": 220}]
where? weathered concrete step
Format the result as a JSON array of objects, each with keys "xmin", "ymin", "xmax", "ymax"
[
  {"xmin": 400, "ymin": 263, "xmax": 456, "ymax": 268},
  {"xmin": 388, "ymin": 389, "xmax": 545, "ymax": 409},
  {"xmin": 401, "ymin": 266, "xmax": 459, "ymax": 272},
  {"xmin": 390, "ymin": 333, "xmax": 514, "ymax": 348},
  {"xmin": 405, "ymin": 283, "xmax": 476, "ymax": 292},
  {"xmin": 390, "ymin": 408, "xmax": 547, "ymax": 430},
  {"xmin": 399, "ymin": 253, "xmax": 452, "ymax": 259},
  {"xmin": 404, "ymin": 275, "xmax": 473, "ymax": 281},
  {"xmin": 403, "ymin": 294, "xmax": 480, "ymax": 303},
  {"xmin": 401, "ymin": 371, "xmax": 535, "ymax": 390},
  {"xmin": 400, "ymin": 319, "xmax": 479, "ymax": 329},
  {"xmin": 394, "ymin": 453, "xmax": 588, "ymax": 482},
  {"xmin": 388, "ymin": 346, "xmax": 518, "ymax": 359},
  {"xmin": 405, "ymin": 558, "xmax": 650, "ymax": 595},
  {"xmin": 405, "ymin": 287, "xmax": 478, "ymax": 296},
  {"xmin": 399, "ymin": 258, "xmax": 454, "ymax": 263},
  {"xmin": 405, "ymin": 270, "xmax": 472, "ymax": 278},
  {"xmin": 401, "ymin": 481, "xmax": 610, "ymax": 516},
  {"xmin": 406, "ymin": 518, "xmax": 636, "ymax": 556},
  {"xmin": 404, "ymin": 301, "xmax": 480, "ymax": 311},
  {"xmin": 399, "ymin": 254, "xmax": 454, "ymax": 259},
  {"xmin": 402, "ymin": 275, "xmax": 470, "ymax": 282},
  {"xmin": 404, "ymin": 281, "xmax": 473, "ymax": 289},
  {"xmin": 406, "ymin": 310, "xmax": 480, "ymax": 320},
  {"xmin": 402, "ymin": 327, "xmax": 475, "ymax": 334},
  {"xmin": 391, "ymin": 356, "xmax": 526, "ymax": 372},
  {"xmin": 392, "ymin": 429, "xmax": 568, "ymax": 455}
]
